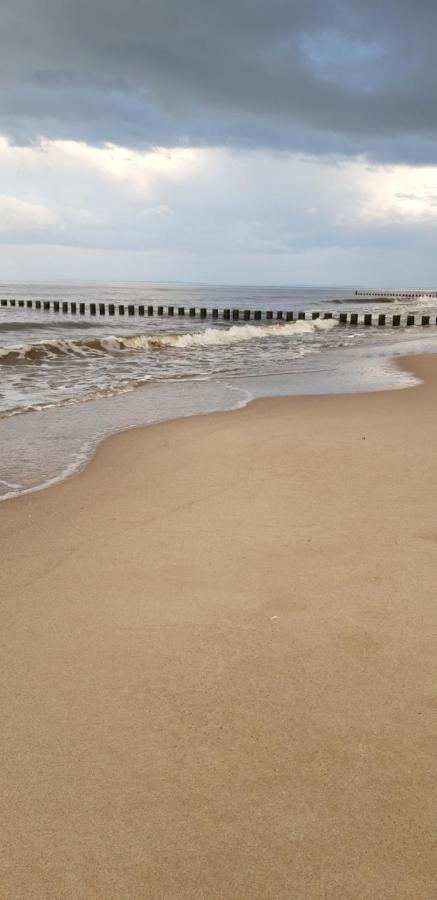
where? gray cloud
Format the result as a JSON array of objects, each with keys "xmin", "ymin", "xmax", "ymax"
[{"xmin": 2, "ymin": 0, "xmax": 437, "ymax": 161}]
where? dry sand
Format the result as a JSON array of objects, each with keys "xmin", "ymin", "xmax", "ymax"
[{"xmin": 1, "ymin": 354, "xmax": 437, "ymax": 899}]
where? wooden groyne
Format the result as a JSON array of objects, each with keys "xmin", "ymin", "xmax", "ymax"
[
  {"xmin": 1, "ymin": 297, "xmax": 436, "ymax": 327},
  {"xmin": 354, "ymin": 290, "xmax": 437, "ymax": 299}
]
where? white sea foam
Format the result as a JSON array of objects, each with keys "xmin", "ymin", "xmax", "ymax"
[
  {"xmin": 0, "ymin": 319, "xmax": 336, "ymax": 362},
  {"xmin": 148, "ymin": 319, "xmax": 336, "ymax": 350}
]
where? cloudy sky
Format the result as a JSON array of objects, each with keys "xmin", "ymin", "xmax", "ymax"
[{"xmin": 1, "ymin": 0, "xmax": 437, "ymax": 285}]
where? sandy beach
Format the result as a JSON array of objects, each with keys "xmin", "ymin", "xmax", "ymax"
[{"xmin": 1, "ymin": 353, "xmax": 437, "ymax": 899}]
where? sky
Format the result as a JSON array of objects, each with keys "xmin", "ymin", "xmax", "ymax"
[{"xmin": 1, "ymin": 0, "xmax": 437, "ymax": 286}]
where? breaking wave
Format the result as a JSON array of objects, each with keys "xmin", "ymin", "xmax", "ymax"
[
  {"xmin": 148, "ymin": 319, "xmax": 336, "ymax": 349},
  {"xmin": 0, "ymin": 319, "xmax": 336, "ymax": 363}
]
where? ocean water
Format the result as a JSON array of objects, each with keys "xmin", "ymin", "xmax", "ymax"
[{"xmin": 2, "ymin": 280, "xmax": 437, "ymax": 501}]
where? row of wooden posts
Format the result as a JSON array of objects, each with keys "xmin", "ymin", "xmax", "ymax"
[
  {"xmin": 354, "ymin": 290, "xmax": 437, "ymax": 299},
  {"xmin": 0, "ymin": 297, "xmax": 436, "ymax": 326}
]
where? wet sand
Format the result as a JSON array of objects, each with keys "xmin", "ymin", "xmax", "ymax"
[{"xmin": 1, "ymin": 354, "xmax": 437, "ymax": 899}]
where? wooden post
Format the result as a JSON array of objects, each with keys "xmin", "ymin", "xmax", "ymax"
[
  {"xmin": 178, "ymin": 307, "xmax": 185, "ymax": 316},
  {"xmin": 158, "ymin": 306, "xmax": 164, "ymax": 316},
  {"xmin": 36, "ymin": 301, "xmax": 41, "ymax": 309},
  {"xmin": 99, "ymin": 303, "xmax": 106, "ymax": 315},
  {"xmin": 232, "ymin": 309, "xmax": 239, "ymax": 320},
  {"xmin": 168, "ymin": 306, "xmax": 174, "ymax": 316},
  {"xmin": 339, "ymin": 312, "xmax": 347, "ymax": 324},
  {"xmin": 311, "ymin": 312, "xmax": 320, "ymax": 319},
  {"xmin": 223, "ymin": 309, "xmax": 230, "ymax": 320},
  {"xmin": 212, "ymin": 308, "xmax": 219, "ymax": 318},
  {"xmin": 148, "ymin": 306, "xmax": 154, "ymax": 316},
  {"xmin": 71, "ymin": 302, "xmax": 77, "ymax": 314},
  {"xmin": 118, "ymin": 304, "xmax": 125, "ymax": 315},
  {"xmin": 128, "ymin": 305, "xmax": 135, "ymax": 315},
  {"xmin": 364, "ymin": 314, "xmax": 372, "ymax": 326},
  {"xmin": 298, "ymin": 311, "xmax": 306, "ymax": 320},
  {"xmin": 350, "ymin": 313, "xmax": 358, "ymax": 325},
  {"xmin": 286, "ymin": 311, "xmax": 293, "ymax": 321},
  {"xmin": 90, "ymin": 303, "xmax": 96, "ymax": 315},
  {"xmin": 27, "ymin": 300, "xmax": 33, "ymax": 308},
  {"xmin": 80, "ymin": 303, "xmax": 86, "ymax": 315},
  {"xmin": 44, "ymin": 301, "xmax": 50, "ymax": 310},
  {"xmin": 276, "ymin": 310, "xmax": 283, "ymax": 320},
  {"xmin": 243, "ymin": 310, "xmax": 251, "ymax": 320},
  {"xmin": 323, "ymin": 312, "xmax": 333, "ymax": 319},
  {"xmin": 62, "ymin": 302, "xmax": 68, "ymax": 313},
  {"xmin": 200, "ymin": 308, "xmax": 207, "ymax": 318},
  {"xmin": 108, "ymin": 304, "xmax": 115, "ymax": 315},
  {"xmin": 54, "ymin": 301, "xmax": 60, "ymax": 312},
  {"xmin": 18, "ymin": 300, "xmax": 24, "ymax": 307},
  {"xmin": 138, "ymin": 305, "xmax": 145, "ymax": 316},
  {"xmin": 254, "ymin": 310, "xmax": 262, "ymax": 320},
  {"xmin": 406, "ymin": 314, "xmax": 415, "ymax": 326},
  {"xmin": 392, "ymin": 315, "xmax": 401, "ymax": 326},
  {"xmin": 190, "ymin": 307, "xmax": 196, "ymax": 317},
  {"xmin": 422, "ymin": 315, "xmax": 430, "ymax": 326},
  {"xmin": 266, "ymin": 310, "xmax": 273, "ymax": 319},
  {"xmin": 378, "ymin": 313, "xmax": 386, "ymax": 326}
]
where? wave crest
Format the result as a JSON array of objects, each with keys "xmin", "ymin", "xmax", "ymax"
[
  {"xmin": 148, "ymin": 319, "xmax": 336, "ymax": 349},
  {"xmin": 0, "ymin": 319, "xmax": 336, "ymax": 363}
]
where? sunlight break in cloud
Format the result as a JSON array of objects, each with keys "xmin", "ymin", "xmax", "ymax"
[{"xmin": 1, "ymin": 136, "xmax": 437, "ymax": 284}]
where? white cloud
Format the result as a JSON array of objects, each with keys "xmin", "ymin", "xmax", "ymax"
[{"xmin": 0, "ymin": 135, "xmax": 436, "ymax": 284}]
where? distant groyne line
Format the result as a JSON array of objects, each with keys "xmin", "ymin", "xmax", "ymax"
[
  {"xmin": 355, "ymin": 290, "xmax": 437, "ymax": 299},
  {"xmin": 1, "ymin": 297, "xmax": 437, "ymax": 327}
]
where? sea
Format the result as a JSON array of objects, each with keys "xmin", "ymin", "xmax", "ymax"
[{"xmin": 2, "ymin": 280, "xmax": 437, "ymax": 502}]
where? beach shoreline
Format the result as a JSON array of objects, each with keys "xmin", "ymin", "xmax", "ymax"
[{"xmin": 2, "ymin": 353, "xmax": 437, "ymax": 898}]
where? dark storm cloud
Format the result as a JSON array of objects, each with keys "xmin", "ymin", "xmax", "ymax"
[{"xmin": 2, "ymin": 0, "xmax": 437, "ymax": 160}]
